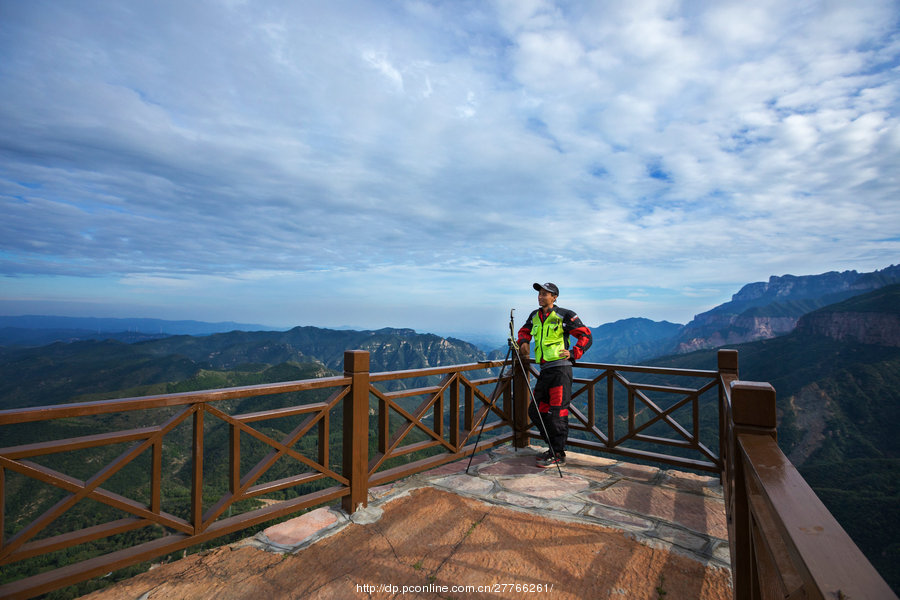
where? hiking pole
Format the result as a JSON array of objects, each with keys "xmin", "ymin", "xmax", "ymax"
[
  {"xmin": 509, "ymin": 309, "xmax": 518, "ymax": 455},
  {"xmin": 466, "ymin": 339, "xmax": 514, "ymax": 474},
  {"xmin": 510, "ymin": 340, "xmax": 564, "ymax": 478}
]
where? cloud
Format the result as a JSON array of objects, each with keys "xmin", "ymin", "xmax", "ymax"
[
  {"xmin": 362, "ymin": 50, "xmax": 405, "ymax": 91},
  {"xmin": 0, "ymin": 0, "xmax": 898, "ymax": 333}
]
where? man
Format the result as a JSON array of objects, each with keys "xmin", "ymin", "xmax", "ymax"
[{"xmin": 517, "ymin": 282, "xmax": 592, "ymax": 468}]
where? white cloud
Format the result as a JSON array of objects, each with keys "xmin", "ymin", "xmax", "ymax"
[
  {"xmin": 362, "ymin": 50, "xmax": 405, "ymax": 91},
  {"xmin": 0, "ymin": 0, "xmax": 898, "ymax": 334}
]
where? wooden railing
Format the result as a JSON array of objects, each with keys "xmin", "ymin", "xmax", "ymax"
[
  {"xmin": 0, "ymin": 348, "xmax": 894, "ymax": 599},
  {"xmin": 559, "ymin": 360, "xmax": 722, "ymax": 473},
  {"xmin": 0, "ymin": 351, "xmax": 514, "ymax": 599},
  {"xmin": 718, "ymin": 349, "xmax": 896, "ymax": 599}
]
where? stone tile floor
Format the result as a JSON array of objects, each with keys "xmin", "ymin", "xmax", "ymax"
[{"xmin": 84, "ymin": 445, "xmax": 732, "ymax": 599}]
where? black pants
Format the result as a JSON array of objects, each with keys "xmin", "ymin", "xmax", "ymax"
[{"xmin": 528, "ymin": 364, "xmax": 572, "ymax": 455}]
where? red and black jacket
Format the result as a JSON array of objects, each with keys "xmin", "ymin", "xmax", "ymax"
[{"xmin": 517, "ymin": 306, "xmax": 592, "ymax": 364}]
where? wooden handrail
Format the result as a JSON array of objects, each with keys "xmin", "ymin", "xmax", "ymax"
[
  {"xmin": 0, "ymin": 375, "xmax": 352, "ymax": 425},
  {"xmin": 718, "ymin": 350, "xmax": 896, "ymax": 599},
  {"xmin": 1, "ymin": 348, "xmax": 894, "ymax": 599}
]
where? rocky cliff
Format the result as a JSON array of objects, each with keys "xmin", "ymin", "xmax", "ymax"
[
  {"xmin": 794, "ymin": 284, "xmax": 900, "ymax": 347},
  {"xmin": 676, "ymin": 315, "xmax": 798, "ymax": 352},
  {"xmin": 674, "ymin": 265, "xmax": 900, "ymax": 352}
]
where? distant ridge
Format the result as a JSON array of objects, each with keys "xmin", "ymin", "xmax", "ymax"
[
  {"xmin": 0, "ymin": 325, "xmax": 486, "ymax": 409},
  {"xmin": 0, "ymin": 315, "xmax": 282, "ymax": 346},
  {"xmin": 582, "ymin": 317, "xmax": 681, "ymax": 364},
  {"xmin": 673, "ymin": 264, "xmax": 900, "ymax": 353}
]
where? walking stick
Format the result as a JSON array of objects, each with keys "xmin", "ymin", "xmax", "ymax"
[{"xmin": 465, "ymin": 338, "xmax": 513, "ymax": 474}]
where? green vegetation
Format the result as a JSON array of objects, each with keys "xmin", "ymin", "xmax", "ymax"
[
  {"xmin": 807, "ymin": 282, "xmax": 900, "ymax": 315},
  {"xmin": 0, "ymin": 329, "xmax": 493, "ymax": 598},
  {"xmin": 654, "ymin": 330, "xmax": 900, "ymax": 592},
  {"xmin": 656, "ymin": 574, "xmax": 667, "ymax": 599}
]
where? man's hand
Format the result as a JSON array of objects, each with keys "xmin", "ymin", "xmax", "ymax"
[
  {"xmin": 559, "ymin": 348, "xmax": 571, "ymax": 359},
  {"xmin": 519, "ymin": 342, "xmax": 529, "ymax": 356}
]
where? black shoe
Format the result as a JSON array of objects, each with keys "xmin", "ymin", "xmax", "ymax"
[
  {"xmin": 535, "ymin": 449, "xmax": 553, "ymax": 461},
  {"xmin": 537, "ymin": 453, "xmax": 566, "ymax": 468}
]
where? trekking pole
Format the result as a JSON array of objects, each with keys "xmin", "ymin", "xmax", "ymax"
[
  {"xmin": 466, "ymin": 340, "xmax": 514, "ymax": 474},
  {"xmin": 511, "ymin": 341, "xmax": 564, "ymax": 478},
  {"xmin": 509, "ymin": 309, "xmax": 518, "ymax": 454}
]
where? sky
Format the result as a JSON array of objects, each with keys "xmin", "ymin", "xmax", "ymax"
[{"xmin": 1, "ymin": 0, "xmax": 899, "ymax": 341}]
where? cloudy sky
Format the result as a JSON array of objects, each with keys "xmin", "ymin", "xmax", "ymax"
[{"xmin": 1, "ymin": 0, "xmax": 899, "ymax": 340}]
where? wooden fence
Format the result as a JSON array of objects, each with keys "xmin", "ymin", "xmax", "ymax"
[
  {"xmin": 718, "ymin": 349, "xmax": 896, "ymax": 599},
  {"xmin": 0, "ymin": 349, "xmax": 894, "ymax": 599}
]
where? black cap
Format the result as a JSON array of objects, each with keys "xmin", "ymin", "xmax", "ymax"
[{"xmin": 533, "ymin": 282, "xmax": 559, "ymax": 295}]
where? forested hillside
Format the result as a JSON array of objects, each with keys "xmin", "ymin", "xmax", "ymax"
[
  {"xmin": 652, "ymin": 300, "xmax": 900, "ymax": 591},
  {"xmin": 0, "ymin": 326, "xmax": 485, "ymax": 410}
]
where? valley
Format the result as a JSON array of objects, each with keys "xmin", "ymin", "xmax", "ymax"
[{"xmin": 1, "ymin": 267, "xmax": 899, "ymax": 594}]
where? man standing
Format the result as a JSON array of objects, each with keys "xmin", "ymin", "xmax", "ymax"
[{"xmin": 517, "ymin": 282, "xmax": 592, "ymax": 467}]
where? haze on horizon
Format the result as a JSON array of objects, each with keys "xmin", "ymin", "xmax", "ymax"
[{"xmin": 2, "ymin": 0, "xmax": 899, "ymax": 338}]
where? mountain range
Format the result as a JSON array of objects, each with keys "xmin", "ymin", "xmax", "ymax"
[
  {"xmin": 0, "ymin": 315, "xmax": 276, "ymax": 336},
  {"xmin": 3, "ymin": 265, "xmax": 899, "ymax": 362},
  {"xmin": 580, "ymin": 264, "xmax": 900, "ymax": 363},
  {"xmin": 1, "ymin": 265, "xmax": 899, "ymax": 593},
  {"xmin": 0, "ymin": 326, "xmax": 485, "ymax": 411}
]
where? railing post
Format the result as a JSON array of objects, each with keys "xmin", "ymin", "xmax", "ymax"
[
  {"xmin": 718, "ymin": 349, "xmax": 739, "ymax": 382},
  {"xmin": 512, "ymin": 352, "xmax": 530, "ymax": 448},
  {"xmin": 730, "ymin": 381, "xmax": 777, "ymax": 600},
  {"xmin": 718, "ymin": 349, "xmax": 739, "ymax": 481},
  {"xmin": 342, "ymin": 350, "xmax": 370, "ymax": 513}
]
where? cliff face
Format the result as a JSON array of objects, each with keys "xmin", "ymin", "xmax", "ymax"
[
  {"xmin": 676, "ymin": 315, "xmax": 797, "ymax": 353},
  {"xmin": 731, "ymin": 270, "xmax": 863, "ymax": 304},
  {"xmin": 793, "ymin": 283, "xmax": 900, "ymax": 347},
  {"xmin": 797, "ymin": 312, "xmax": 900, "ymax": 347},
  {"xmin": 673, "ymin": 265, "xmax": 900, "ymax": 353}
]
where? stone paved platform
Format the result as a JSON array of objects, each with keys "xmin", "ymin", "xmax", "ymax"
[
  {"xmin": 83, "ymin": 445, "xmax": 732, "ymax": 599},
  {"xmin": 366, "ymin": 445, "xmax": 731, "ymax": 567}
]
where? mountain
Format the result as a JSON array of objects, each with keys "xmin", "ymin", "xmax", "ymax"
[
  {"xmin": 582, "ymin": 317, "xmax": 681, "ymax": 364},
  {"xmin": 0, "ymin": 327, "xmax": 171, "ymax": 347},
  {"xmin": 651, "ymin": 284, "xmax": 900, "ymax": 591},
  {"xmin": 0, "ymin": 315, "xmax": 279, "ymax": 347},
  {"xmin": 0, "ymin": 326, "xmax": 486, "ymax": 410},
  {"xmin": 135, "ymin": 326, "xmax": 485, "ymax": 373},
  {"xmin": 795, "ymin": 283, "xmax": 900, "ymax": 346},
  {"xmin": 673, "ymin": 265, "xmax": 900, "ymax": 352}
]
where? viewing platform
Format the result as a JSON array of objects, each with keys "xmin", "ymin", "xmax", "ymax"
[
  {"xmin": 1, "ymin": 348, "xmax": 895, "ymax": 599},
  {"xmin": 83, "ymin": 446, "xmax": 732, "ymax": 599}
]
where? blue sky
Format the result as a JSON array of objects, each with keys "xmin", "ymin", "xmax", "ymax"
[{"xmin": 1, "ymin": 0, "xmax": 899, "ymax": 340}]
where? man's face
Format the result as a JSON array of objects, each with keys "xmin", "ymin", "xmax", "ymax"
[{"xmin": 538, "ymin": 289, "xmax": 557, "ymax": 309}]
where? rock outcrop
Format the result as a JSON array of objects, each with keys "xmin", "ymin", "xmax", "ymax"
[
  {"xmin": 797, "ymin": 311, "xmax": 900, "ymax": 347},
  {"xmin": 794, "ymin": 283, "xmax": 900, "ymax": 347},
  {"xmin": 673, "ymin": 265, "xmax": 900, "ymax": 353}
]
